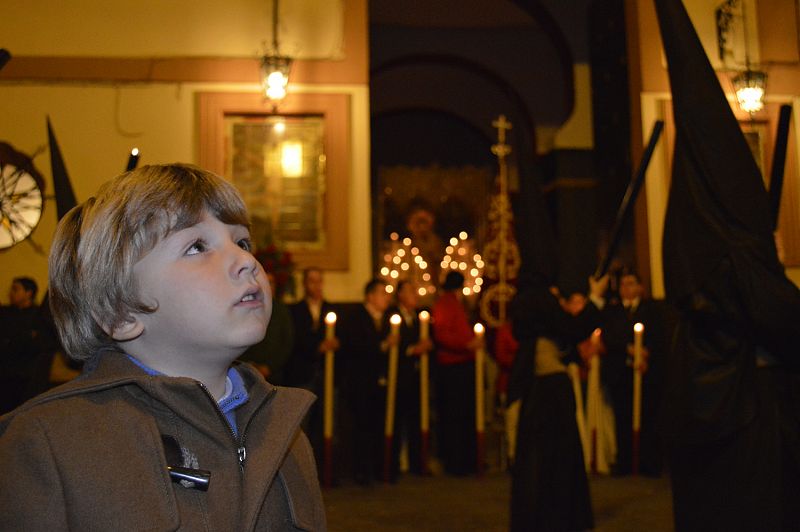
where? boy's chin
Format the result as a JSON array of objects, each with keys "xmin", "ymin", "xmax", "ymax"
[{"xmin": 239, "ymin": 327, "xmax": 268, "ymax": 349}]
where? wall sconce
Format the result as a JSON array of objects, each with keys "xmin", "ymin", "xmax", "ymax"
[
  {"xmin": 732, "ymin": 69, "xmax": 767, "ymax": 114},
  {"xmin": 261, "ymin": 0, "xmax": 292, "ymax": 105}
]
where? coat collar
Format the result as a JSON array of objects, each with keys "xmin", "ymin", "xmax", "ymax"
[{"xmin": 1, "ymin": 351, "xmax": 314, "ymax": 452}]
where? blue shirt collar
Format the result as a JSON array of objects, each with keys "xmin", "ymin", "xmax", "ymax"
[{"xmin": 126, "ymin": 355, "xmax": 250, "ymax": 436}]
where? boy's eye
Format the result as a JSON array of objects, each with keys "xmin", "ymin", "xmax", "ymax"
[
  {"xmin": 237, "ymin": 238, "xmax": 253, "ymax": 252},
  {"xmin": 186, "ymin": 239, "xmax": 207, "ymax": 255}
]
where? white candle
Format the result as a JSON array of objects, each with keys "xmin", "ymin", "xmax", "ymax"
[
  {"xmin": 587, "ymin": 328, "xmax": 602, "ymax": 473},
  {"xmin": 632, "ymin": 322, "xmax": 644, "ymax": 432},
  {"xmin": 473, "ymin": 323, "xmax": 486, "ymax": 433},
  {"xmin": 418, "ymin": 310, "xmax": 430, "ymax": 434},
  {"xmin": 385, "ymin": 314, "xmax": 402, "ymax": 438},
  {"xmin": 325, "ymin": 312, "xmax": 336, "ymax": 340},
  {"xmin": 323, "ymin": 312, "xmax": 337, "ymax": 440},
  {"xmin": 418, "ymin": 310, "xmax": 430, "ymax": 341}
]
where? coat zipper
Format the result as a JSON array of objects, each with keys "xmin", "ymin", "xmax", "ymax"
[{"xmin": 197, "ymin": 382, "xmax": 277, "ymax": 472}]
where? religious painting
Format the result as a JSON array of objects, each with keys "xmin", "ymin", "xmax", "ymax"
[
  {"xmin": 376, "ymin": 164, "xmax": 492, "ymax": 298},
  {"xmin": 198, "ymin": 92, "xmax": 350, "ymax": 270},
  {"xmin": 224, "ymin": 115, "xmax": 326, "ymax": 250}
]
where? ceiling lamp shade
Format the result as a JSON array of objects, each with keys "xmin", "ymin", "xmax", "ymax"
[
  {"xmin": 732, "ymin": 69, "xmax": 767, "ymax": 114},
  {"xmin": 261, "ymin": 0, "xmax": 291, "ymax": 105},
  {"xmin": 261, "ymin": 54, "xmax": 292, "ymax": 103}
]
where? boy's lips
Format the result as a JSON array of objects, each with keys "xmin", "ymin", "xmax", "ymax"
[{"xmin": 236, "ymin": 285, "xmax": 263, "ymax": 305}]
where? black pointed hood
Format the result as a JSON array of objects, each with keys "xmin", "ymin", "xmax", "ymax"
[
  {"xmin": 656, "ymin": 0, "xmax": 800, "ymax": 377},
  {"xmin": 655, "ymin": 0, "xmax": 781, "ymax": 303},
  {"xmin": 515, "ymin": 157, "xmax": 558, "ymax": 287}
]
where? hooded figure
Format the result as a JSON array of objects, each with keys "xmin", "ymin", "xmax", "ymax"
[
  {"xmin": 655, "ymin": 0, "xmax": 800, "ymax": 529},
  {"xmin": 508, "ymin": 153, "xmax": 605, "ymax": 530}
]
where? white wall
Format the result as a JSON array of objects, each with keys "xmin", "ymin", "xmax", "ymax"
[
  {"xmin": 0, "ymin": 0, "xmax": 369, "ymax": 304},
  {"xmin": 2, "ymin": 0, "xmax": 344, "ymax": 59},
  {"xmin": 0, "ymin": 82, "xmax": 371, "ymax": 304}
]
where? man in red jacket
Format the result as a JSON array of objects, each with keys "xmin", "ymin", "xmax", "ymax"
[{"xmin": 432, "ymin": 271, "xmax": 484, "ymax": 475}]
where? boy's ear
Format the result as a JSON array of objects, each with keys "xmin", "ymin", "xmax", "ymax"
[
  {"xmin": 111, "ymin": 316, "xmax": 145, "ymax": 341},
  {"xmin": 97, "ymin": 314, "xmax": 145, "ymax": 341}
]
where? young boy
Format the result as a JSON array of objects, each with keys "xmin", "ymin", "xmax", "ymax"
[{"xmin": 0, "ymin": 164, "xmax": 326, "ymax": 530}]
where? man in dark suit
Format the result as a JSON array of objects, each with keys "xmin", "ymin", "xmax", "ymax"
[
  {"xmin": 1, "ymin": 277, "xmax": 53, "ymax": 414},
  {"xmin": 340, "ymin": 279, "xmax": 395, "ymax": 485},
  {"xmin": 387, "ymin": 280, "xmax": 433, "ymax": 479},
  {"xmin": 602, "ymin": 270, "xmax": 665, "ymax": 476},
  {"xmin": 284, "ymin": 267, "xmax": 339, "ymax": 468}
]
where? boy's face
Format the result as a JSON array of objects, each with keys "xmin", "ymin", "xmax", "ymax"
[{"xmin": 129, "ymin": 211, "xmax": 271, "ymax": 366}]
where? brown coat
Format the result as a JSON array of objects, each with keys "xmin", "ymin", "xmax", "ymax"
[{"xmin": 0, "ymin": 352, "xmax": 326, "ymax": 531}]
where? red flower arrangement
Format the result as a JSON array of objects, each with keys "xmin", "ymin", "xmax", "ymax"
[{"xmin": 253, "ymin": 244, "xmax": 296, "ymax": 298}]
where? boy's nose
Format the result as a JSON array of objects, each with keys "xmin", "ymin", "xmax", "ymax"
[{"xmin": 232, "ymin": 245, "xmax": 258, "ymax": 278}]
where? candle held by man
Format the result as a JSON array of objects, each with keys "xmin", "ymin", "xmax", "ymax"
[{"xmin": 383, "ymin": 313, "xmax": 402, "ymax": 481}]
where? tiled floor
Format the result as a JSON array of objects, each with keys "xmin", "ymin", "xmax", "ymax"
[{"xmin": 324, "ymin": 471, "xmax": 674, "ymax": 531}]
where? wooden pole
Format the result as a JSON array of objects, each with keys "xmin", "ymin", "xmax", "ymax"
[
  {"xmin": 322, "ymin": 312, "xmax": 337, "ymax": 488},
  {"xmin": 474, "ymin": 323, "xmax": 486, "ymax": 477},
  {"xmin": 594, "ymin": 121, "xmax": 664, "ymax": 279},
  {"xmin": 418, "ymin": 310, "xmax": 430, "ymax": 475},
  {"xmin": 632, "ymin": 322, "xmax": 644, "ymax": 476},
  {"xmin": 769, "ymin": 104, "xmax": 792, "ymax": 229},
  {"xmin": 383, "ymin": 314, "xmax": 402, "ymax": 482}
]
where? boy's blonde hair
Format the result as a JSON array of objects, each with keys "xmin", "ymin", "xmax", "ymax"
[{"xmin": 49, "ymin": 164, "xmax": 249, "ymax": 361}]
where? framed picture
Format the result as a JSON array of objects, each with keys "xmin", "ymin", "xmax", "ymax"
[
  {"xmin": 198, "ymin": 91, "xmax": 350, "ymax": 269},
  {"xmin": 225, "ymin": 114, "xmax": 326, "ymax": 249}
]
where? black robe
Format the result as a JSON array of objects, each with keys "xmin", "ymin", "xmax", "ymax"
[
  {"xmin": 509, "ymin": 276, "xmax": 599, "ymax": 532},
  {"xmin": 654, "ymin": 0, "xmax": 800, "ymax": 528}
]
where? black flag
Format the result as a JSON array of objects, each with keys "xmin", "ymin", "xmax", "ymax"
[
  {"xmin": 41, "ymin": 118, "xmax": 79, "ymax": 327},
  {"xmin": 47, "ymin": 117, "xmax": 78, "ymax": 221},
  {"xmin": 0, "ymin": 49, "xmax": 10, "ymax": 71}
]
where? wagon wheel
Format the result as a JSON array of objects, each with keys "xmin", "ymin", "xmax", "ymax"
[{"xmin": 0, "ymin": 142, "xmax": 45, "ymax": 250}]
